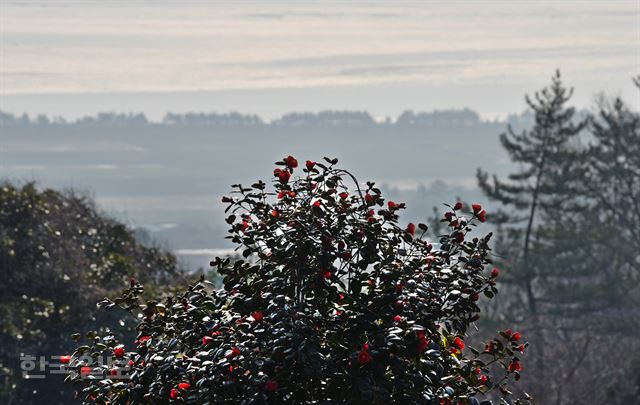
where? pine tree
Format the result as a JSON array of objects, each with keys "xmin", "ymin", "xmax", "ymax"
[
  {"xmin": 542, "ymin": 84, "xmax": 640, "ymax": 329},
  {"xmin": 476, "ymin": 71, "xmax": 588, "ymax": 402},
  {"xmin": 476, "ymin": 70, "xmax": 587, "ymax": 322},
  {"xmin": 585, "ymin": 85, "xmax": 640, "ymax": 276}
]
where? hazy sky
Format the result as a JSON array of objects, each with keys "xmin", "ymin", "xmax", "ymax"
[{"xmin": 1, "ymin": 1, "xmax": 638, "ymax": 119}]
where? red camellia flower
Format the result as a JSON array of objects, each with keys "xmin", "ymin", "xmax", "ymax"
[
  {"xmin": 242, "ymin": 221, "xmax": 250, "ymax": 232},
  {"xmin": 170, "ymin": 388, "xmax": 179, "ymax": 399},
  {"xmin": 324, "ymin": 271, "xmax": 332, "ymax": 279},
  {"xmin": 491, "ymin": 267, "xmax": 500, "ymax": 278},
  {"xmin": 202, "ymin": 336, "xmax": 214, "ymax": 345},
  {"xmin": 226, "ymin": 347, "xmax": 241, "ymax": 359},
  {"xmin": 278, "ymin": 170, "xmax": 291, "ymax": 184},
  {"xmin": 364, "ymin": 193, "xmax": 374, "ymax": 204},
  {"xmin": 508, "ymin": 360, "xmax": 522, "ymax": 373},
  {"xmin": 453, "ymin": 336, "xmax": 465, "ymax": 351},
  {"xmin": 417, "ymin": 330, "xmax": 429, "ymax": 352},
  {"xmin": 285, "ymin": 155, "xmax": 298, "ymax": 168},
  {"xmin": 387, "ymin": 201, "xmax": 397, "ymax": 209},
  {"xmin": 136, "ymin": 335, "xmax": 151, "ymax": 345},
  {"xmin": 113, "ymin": 346, "xmax": 125, "ymax": 358},
  {"xmin": 273, "ymin": 168, "xmax": 282, "ymax": 176},
  {"xmin": 341, "ymin": 251, "xmax": 352, "ymax": 260},
  {"xmin": 264, "ymin": 379, "xmax": 279, "ymax": 392},
  {"xmin": 479, "ymin": 375, "xmax": 488, "ymax": 385},
  {"xmin": 477, "ymin": 209, "xmax": 487, "ymax": 222},
  {"xmin": 472, "ymin": 203, "xmax": 482, "ymax": 213},
  {"xmin": 178, "ymin": 382, "xmax": 191, "ymax": 390},
  {"xmin": 406, "ymin": 222, "xmax": 416, "ymax": 236},
  {"xmin": 393, "ymin": 315, "xmax": 402, "ymax": 322},
  {"xmin": 511, "ymin": 331, "xmax": 521, "ymax": 341},
  {"xmin": 453, "ymin": 202, "xmax": 463, "ymax": 210},
  {"xmin": 81, "ymin": 366, "xmax": 92, "ymax": 376},
  {"xmin": 305, "ymin": 160, "xmax": 315, "ymax": 170},
  {"xmin": 444, "ymin": 212, "xmax": 453, "ymax": 221},
  {"xmin": 517, "ymin": 344, "xmax": 526, "ymax": 353},
  {"xmin": 252, "ymin": 311, "xmax": 264, "ymax": 322},
  {"xmin": 358, "ymin": 344, "xmax": 372, "ymax": 365},
  {"xmin": 59, "ymin": 355, "xmax": 71, "ymax": 364}
]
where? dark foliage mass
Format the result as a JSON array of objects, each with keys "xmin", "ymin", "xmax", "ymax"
[
  {"xmin": 66, "ymin": 157, "xmax": 528, "ymax": 404},
  {"xmin": 0, "ymin": 182, "xmax": 184, "ymax": 404}
]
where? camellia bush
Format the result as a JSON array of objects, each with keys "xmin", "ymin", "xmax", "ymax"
[{"xmin": 66, "ymin": 157, "xmax": 528, "ymax": 404}]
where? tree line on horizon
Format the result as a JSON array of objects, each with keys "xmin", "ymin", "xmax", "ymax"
[{"xmin": 1, "ymin": 108, "xmax": 543, "ymax": 129}]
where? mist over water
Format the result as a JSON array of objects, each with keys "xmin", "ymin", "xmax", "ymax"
[{"xmin": 1, "ymin": 110, "xmax": 514, "ymax": 269}]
